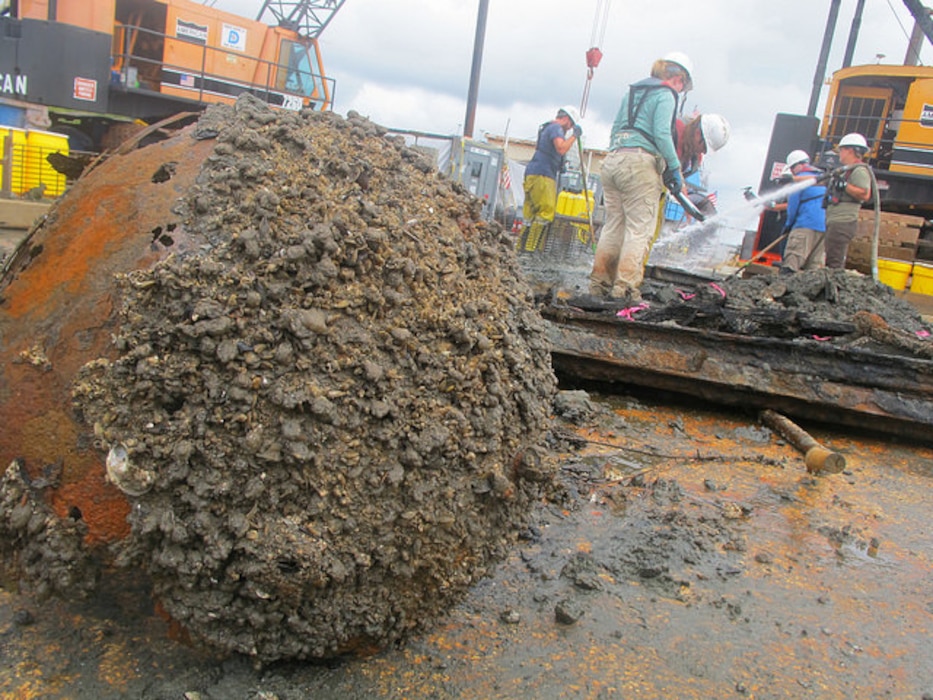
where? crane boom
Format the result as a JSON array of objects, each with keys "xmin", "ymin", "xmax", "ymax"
[
  {"xmin": 902, "ymin": 0, "xmax": 933, "ymax": 49},
  {"xmin": 257, "ymin": 0, "xmax": 347, "ymax": 40}
]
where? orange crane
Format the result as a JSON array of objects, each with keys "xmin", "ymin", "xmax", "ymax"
[{"xmin": 0, "ymin": 0, "xmax": 345, "ymax": 153}]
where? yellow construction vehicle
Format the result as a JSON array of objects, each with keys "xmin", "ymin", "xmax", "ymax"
[{"xmin": 752, "ymin": 63, "xmax": 933, "ymax": 279}]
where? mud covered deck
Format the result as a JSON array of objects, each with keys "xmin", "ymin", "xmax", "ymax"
[
  {"xmin": 2, "ymin": 391, "xmax": 932, "ymax": 699},
  {"xmin": 521, "ymin": 247, "xmax": 933, "ymax": 442}
]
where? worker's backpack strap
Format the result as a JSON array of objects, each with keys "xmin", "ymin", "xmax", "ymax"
[{"xmin": 624, "ymin": 82, "xmax": 680, "ymax": 154}]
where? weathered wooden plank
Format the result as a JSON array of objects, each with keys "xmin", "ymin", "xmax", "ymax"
[{"xmin": 542, "ymin": 307, "xmax": 933, "ymax": 443}]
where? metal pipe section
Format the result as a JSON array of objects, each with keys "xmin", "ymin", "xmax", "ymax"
[
  {"xmin": 463, "ymin": 0, "xmax": 489, "ymax": 138},
  {"xmin": 906, "ymin": 20, "xmax": 925, "ymax": 65},
  {"xmin": 842, "ymin": 0, "xmax": 866, "ymax": 68},
  {"xmin": 904, "ymin": 5, "xmax": 932, "ymax": 65},
  {"xmin": 902, "ymin": 0, "xmax": 933, "ymax": 48},
  {"xmin": 807, "ymin": 0, "xmax": 841, "ymax": 117}
]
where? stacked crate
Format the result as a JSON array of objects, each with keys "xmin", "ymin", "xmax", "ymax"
[{"xmin": 845, "ymin": 210, "xmax": 924, "ymax": 274}]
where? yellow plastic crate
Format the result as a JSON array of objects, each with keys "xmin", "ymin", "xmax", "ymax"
[
  {"xmin": 877, "ymin": 258, "xmax": 912, "ymax": 290},
  {"xmin": 910, "ymin": 261, "xmax": 933, "ymax": 295}
]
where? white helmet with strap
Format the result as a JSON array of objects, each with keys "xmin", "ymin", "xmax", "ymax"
[
  {"xmin": 700, "ymin": 114, "xmax": 730, "ymax": 152},
  {"xmin": 839, "ymin": 132, "xmax": 868, "ymax": 152},
  {"xmin": 662, "ymin": 51, "xmax": 694, "ymax": 90},
  {"xmin": 786, "ymin": 149, "xmax": 810, "ymax": 168},
  {"xmin": 557, "ymin": 105, "xmax": 581, "ymax": 126}
]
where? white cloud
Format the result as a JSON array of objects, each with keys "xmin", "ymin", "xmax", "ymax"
[
  {"xmin": 220, "ymin": 0, "xmax": 932, "ymax": 214},
  {"xmin": 342, "ymin": 82, "xmax": 466, "ymax": 135}
]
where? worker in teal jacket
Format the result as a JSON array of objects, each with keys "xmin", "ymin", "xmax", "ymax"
[{"xmin": 588, "ymin": 52, "xmax": 692, "ymax": 302}]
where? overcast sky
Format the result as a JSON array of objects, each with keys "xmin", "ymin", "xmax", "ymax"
[{"xmin": 224, "ymin": 0, "xmax": 930, "ymax": 223}]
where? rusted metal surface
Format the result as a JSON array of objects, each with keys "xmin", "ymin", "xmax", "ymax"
[
  {"xmin": 760, "ymin": 408, "xmax": 846, "ymax": 473},
  {"xmin": 542, "ymin": 306, "xmax": 933, "ymax": 443},
  {"xmin": 0, "ymin": 130, "xmax": 214, "ymax": 546}
]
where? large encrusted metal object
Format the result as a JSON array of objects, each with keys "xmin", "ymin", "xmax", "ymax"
[
  {"xmin": 0, "ymin": 459, "xmax": 96, "ymax": 599},
  {"xmin": 0, "ymin": 121, "xmax": 218, "ymax": 550},
  {"xmin": 1, "ymin": 96, "xmax": 558, "ymax": 661}
]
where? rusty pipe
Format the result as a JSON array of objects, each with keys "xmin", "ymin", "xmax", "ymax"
[{"xmin": 760, "ymin": 409, "xmax": 846, "ymax": 474}]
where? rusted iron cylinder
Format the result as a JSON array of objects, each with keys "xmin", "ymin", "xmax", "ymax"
[
  {"xmin": 760, "ymin": 409, "xmax": 846, "ymax": 474},
  {"xmin": 0, "ymin": 133, "xmax": 217, "ymax": 546},
  {"xmin": 803, "ymin": 445, "xmax": 846, "ymax": 474}
]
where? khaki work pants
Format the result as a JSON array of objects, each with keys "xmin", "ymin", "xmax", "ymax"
[
  {"xmin": 590, "ymin": 150, "xmax": 663, "ymax": 297},
  {"xmin": 824, "ymin": 219, "xmax": 857, "ymax": 269},
  {"xmin": 782, "ymin": 227, "xmax": 825, "ymax": 271}
]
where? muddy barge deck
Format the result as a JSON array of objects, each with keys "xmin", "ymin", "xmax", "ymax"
[{"xmin": 538, "ymin": 293, "xmax": 933, "ymax": 444}]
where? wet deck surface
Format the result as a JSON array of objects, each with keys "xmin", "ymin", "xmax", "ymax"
[{"xmin": 2, "ymin": 390, "xmax": 932, "ymax": 699}]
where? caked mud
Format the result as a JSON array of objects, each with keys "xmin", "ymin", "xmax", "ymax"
[
  {"xmin": 1, "ymin": 97, "xmax": 557, "ymax": 661},
  {"xmin": 3, "ymin": 390, "xmax": 933, "ymax": 699},
  {"xmin": 523, "ymin": 251, "xmax": 931, "ymax": 351}
]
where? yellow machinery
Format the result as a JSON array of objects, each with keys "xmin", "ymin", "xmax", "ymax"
[{"xmin": 820, "ymin": 64, "xmax": 933, "ymax": 202}]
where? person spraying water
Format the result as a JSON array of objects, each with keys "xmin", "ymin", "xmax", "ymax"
[
  {"xmin": 650, "ymin": 170, "xmax": 820, "ymax": 272},
  {"xmin": 775, "ymin": 150, "xmax": 827, "ymax": 272}
]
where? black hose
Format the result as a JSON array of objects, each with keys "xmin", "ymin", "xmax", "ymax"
[{"xmin": 670, "ymin": 188, "xmax": 706, "ymax": 222}]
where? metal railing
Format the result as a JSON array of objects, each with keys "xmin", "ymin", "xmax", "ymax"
[
  {"xmin": 0, "ymin": 135, "xmax": 70, "ymax": 199},
  {"xmin": 112, "ymin": 23, "xmax": 335, "ymax": 112},
  {"xmin": 821, "ymin": 112, "xmax": 933, "ymax": 171}
]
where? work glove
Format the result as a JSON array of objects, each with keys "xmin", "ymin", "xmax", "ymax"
[
  {"xmin": 831, "ymin": 174, "xmax": 848, "ymax": 193},
  {"xmin": 572, "ymin": 124, "xmax": 583, "ymax": 138},
  {"xmin": 663, "ymin": 169, "xmax": 684, "ymax": 193}
]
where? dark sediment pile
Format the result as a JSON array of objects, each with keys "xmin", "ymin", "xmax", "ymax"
[
  {"xmin": 0, "ymin": 459, "xmax": 97, "ymax": 599},
  {"xmin": 67, "ymin": 96, "xmax": 557, "ymax": 661},
  {"xmin": 637, "ymin": 269, "xmax": 933, "ymax": 354},
  {"xmin": 534, "ymin": 263, "xmax": 932, "ymax": 354}
]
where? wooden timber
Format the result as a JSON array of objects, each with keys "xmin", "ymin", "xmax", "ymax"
[{"xmin": 541, "ymin": 305, "xmax": 933, "ymax": 444}]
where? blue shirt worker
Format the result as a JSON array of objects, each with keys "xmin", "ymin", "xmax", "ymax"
[
  {"xmin": 519, "ymin": 105, "xmax": 582, "ymax": 251},
  {"xmin": 589, "ymin": 52, "xmax": 692, "ymax": 301},
  {"xmin": 781, "ymin": 150, "xmax": 827, "ymax": 272}
]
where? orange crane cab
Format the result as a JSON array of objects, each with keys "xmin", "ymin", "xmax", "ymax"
[{"xmin": 0, "ymin": 0, "xmax": 340, "ymax": 152}]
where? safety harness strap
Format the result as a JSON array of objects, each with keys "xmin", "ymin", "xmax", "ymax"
[{"xmin": 623, "ymin": 83, "xmax": 680, "ymax": 153}]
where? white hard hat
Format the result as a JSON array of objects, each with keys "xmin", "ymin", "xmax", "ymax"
[
  {"xmin": 700, "ymin": 114, "xmax": 730, "ymax": 152},
  {"xmin": 839, "ymin": 132, "xmax": 868, "ymax": 151},
  {"xmin": 558, "ymin": 105, "xmax": 581, "ymax": 126},
  {"xmin": 662, "ymin": 51, "xmax": 694, "ymax": 89},
  {"xmin": 786, "ymin": 149, "xmax": 810, "ymax": 168}
]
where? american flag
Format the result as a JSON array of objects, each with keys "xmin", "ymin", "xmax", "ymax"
[{"xmin": 500, "ymin": 164, "xmax": 512, "ymax": 190}]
